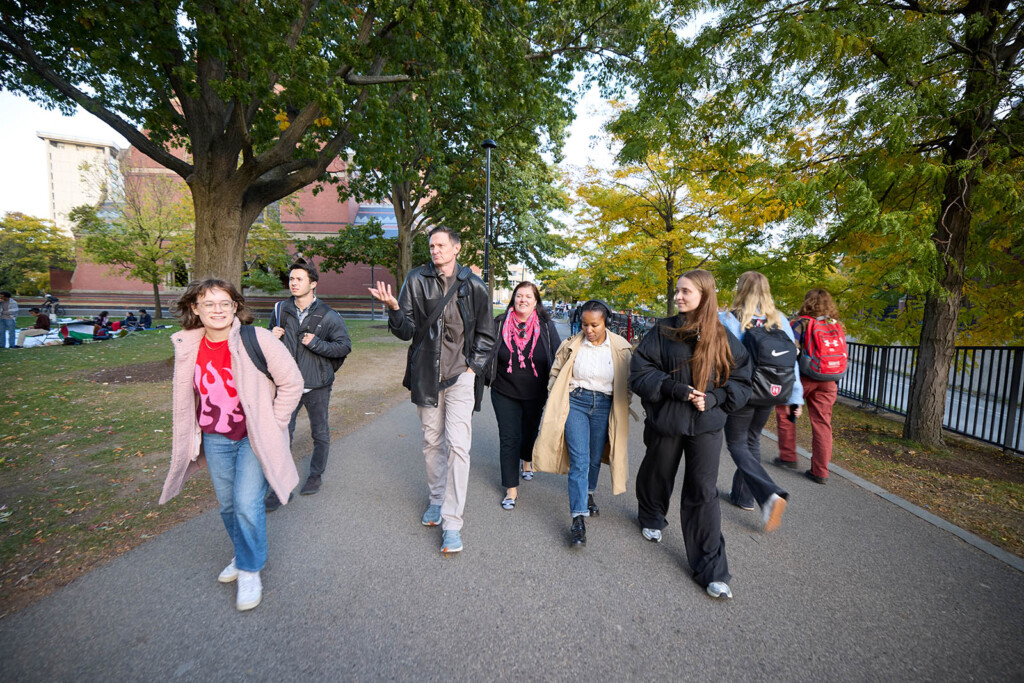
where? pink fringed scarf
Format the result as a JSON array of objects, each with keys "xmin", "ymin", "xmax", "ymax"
[{"xmin": 502, "ymin": 310, "xmax": 541, "ymax": 376}]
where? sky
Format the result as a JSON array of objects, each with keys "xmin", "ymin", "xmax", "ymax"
[{"xmin": 0, "ymin": 86, "xmax": 614, "ymax": 221}]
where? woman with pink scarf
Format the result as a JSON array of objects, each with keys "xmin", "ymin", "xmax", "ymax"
[{"xmin": 485, "ymin": 282, "xmax": 560, "ymax": 510}]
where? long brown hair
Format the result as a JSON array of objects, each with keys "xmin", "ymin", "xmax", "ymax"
[
  {"xmin": 798, "ymin": 288, "xmax": 839, "ymax": 319},
  {"xmin": 665, "ymin": 269, "xmax": 733, "ymax": 389},
  {"xmin": 173, "ymin": 278, "xmax": 254, "ymax": 330},
  {"xmin": 730, "ymin": 271, "xmax": 784, "ymax": 330}
]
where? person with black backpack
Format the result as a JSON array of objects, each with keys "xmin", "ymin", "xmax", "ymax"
[
  {"xmin": 773, "ymin": 288, "xmax": 847, "ymax": 485},
  {"xmin": 264, "ymin": 260, "xmax": 352, "ymax": 509},
  {"xmin": 719, "ymin": 271, "xmax": 804, "ymax": 532}
]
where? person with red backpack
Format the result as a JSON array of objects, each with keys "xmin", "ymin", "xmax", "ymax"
[
  {"xmin": 719, "ymin": 271, "xmax": 803, "ymax": 532},
  {"xmin": 773, "ymin": 288, "xmax": 847, "ymax": 484}
]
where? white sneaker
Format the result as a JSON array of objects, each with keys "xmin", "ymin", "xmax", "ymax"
[
  {"xmin": 236, "ymin": 570, "xmax": 262, "ymax": 611},
  {"xmin": 217, "ymin": 557, "xmax": 238, "ymax": 583},
  {"xmin": 707, "ymin": 581, "xmax": 733, "ymax": 599},
  {"xmin": 641, "ymin": 527, "xmax": 662, "ymax": 543},
  {"xmin": 762, "ymin": 493, "xmax": 787, "ymax": 533}
]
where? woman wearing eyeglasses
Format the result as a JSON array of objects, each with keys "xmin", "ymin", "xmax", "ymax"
[
  {"xmin": 486, "ymin": 282, "xmax": 561, "ymax": 509},
  {"xmin": 533, "ymin": 300, "xmax": 632, "ymax": 547},
  {"xmin": 160, "ymin": 279, "xmax": 303, "ymax": 612}
]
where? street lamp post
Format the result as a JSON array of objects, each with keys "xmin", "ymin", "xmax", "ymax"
[{"xmin": 482, "ymin": 138, "xmax": 497, "ymax": 286}]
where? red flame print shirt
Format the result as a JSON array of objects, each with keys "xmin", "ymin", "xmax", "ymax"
[{"xmin": 194, "ymin": 337, "xmax": 248, "ymax": 439}]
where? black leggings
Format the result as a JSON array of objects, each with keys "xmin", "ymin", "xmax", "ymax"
[
  {"xmin": 491, "ymin": 390, "xmax": 544, "ymax": 488},
  {"xmin": 636, "ymin": 424, "xmax": 729, "ymax": 587}
]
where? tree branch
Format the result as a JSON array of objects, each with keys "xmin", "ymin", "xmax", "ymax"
[{"xmin": 0, "ymin": 26, "xmax": 193, "ymax": 178}]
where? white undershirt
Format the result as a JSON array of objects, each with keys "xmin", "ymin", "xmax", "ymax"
[{"xmin": 570, "ymin": 335, "xmax": 614, "ymax": 394}]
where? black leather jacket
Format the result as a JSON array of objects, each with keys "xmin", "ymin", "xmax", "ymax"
[
  {"xmin": 630, "ymin": 315, "xmax": 752, "ymax": 436},
  {"xmin": 388, "ymin": 261, "xmax": 496, "ymax": 408},
  {"xmin": 270, "ymin": 297, "xmax": 352, "ymax": 389}
]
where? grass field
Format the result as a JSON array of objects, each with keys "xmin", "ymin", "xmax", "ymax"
[
  {"xmin": 0, "ymin": 318, "xmax": 408, "ymax": 618},
  {"xmin": 774, "ymin": 399, "xmax": 1024, "ymax": 557}
]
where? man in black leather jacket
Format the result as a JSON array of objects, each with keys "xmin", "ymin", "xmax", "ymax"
[
  {"xmin": 265, "ymin": 260, "xmax": 351, "ymax": 508},
  {"xmin": 369, "ymin": 226, "xmax": 495, "ymax": 554}
]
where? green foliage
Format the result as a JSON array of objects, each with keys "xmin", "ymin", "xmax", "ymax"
[
  {"xmin": 537, "ymin": 266, "xmax": 590, "ymax": 304},
  {"xmin": 242, "ymin": 215, "xmax": 292, "ymax": 293},
  {"xmin": 0, "ymin": 1, "xmax": 661, "ymax": 284},
  {"xmin": 615, "ymin": 0, "xmax": 1024, "ymax": 344},
  {"xmin": 298, "ymin": 217, "xmax": 427, "ymax": 284},
  {"xmin": 0, "ymin": 213, "xmax": 75, "ymax": 294},
  {"xmin": 69, "ymin": 161, "xmax": 193, "ymax": 294}
]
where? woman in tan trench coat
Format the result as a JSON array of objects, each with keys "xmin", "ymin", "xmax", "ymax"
[{"xmin": 533, "ymin": 300, "xmax": 632, "ymax": 547}]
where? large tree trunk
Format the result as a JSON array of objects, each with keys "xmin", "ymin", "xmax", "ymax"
[
  {"xmin": 151, "ymin": 280, "xmax": 163, "ymax": 320},
  {"xmin": 902, "ymin": 4, "xmax": 998, "ymax": 447},
  {"xmin": 188, "ymin": 182, "xmax": 253, "ymax": 287},
  {"xmin": 903, "ymin": 163, "xmax": 974, "ymax": 446}
]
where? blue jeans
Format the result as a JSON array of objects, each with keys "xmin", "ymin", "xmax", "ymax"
[
  {"xmin": 203, "ymin": 433, "xmax": 269, "ymax": 572},
  {"xmin": 1, "ymin": 319, "xmax": 15, "ymax": 348},
  {"xmin": 564, "ymin": 388, "xmax": 612, "ymax": 516}
]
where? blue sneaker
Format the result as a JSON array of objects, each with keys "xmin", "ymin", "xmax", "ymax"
[
  {"xmin": 421, "ymin": 504, "xmax": 442, "ymax": 526},
  {"xmin": 441, "ymin": 529, "xmax": 463, "ymax": 553}
]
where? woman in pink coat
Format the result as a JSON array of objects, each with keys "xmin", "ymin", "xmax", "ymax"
[{"xmin": 160, "ymin": 278, "xmax": 303, "ymax": 612}]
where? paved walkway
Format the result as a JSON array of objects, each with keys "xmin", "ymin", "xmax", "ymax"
[{"xmin": 2, "ymin": 334, "xmax": 1023, "ymax": 680}]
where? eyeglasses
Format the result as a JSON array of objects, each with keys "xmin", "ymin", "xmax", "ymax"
[
  {"xmin": 515, "ymin": 321, "xmax": 528, "ymax": 339},
  {"xmin": 199, "ymin": 301, "xmax": 236, "ymax": 312}
]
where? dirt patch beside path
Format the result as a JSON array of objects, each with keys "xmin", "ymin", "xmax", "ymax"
[{"xmin": 0, "ymin": 342, "xmax": 410, "ymax": 618}]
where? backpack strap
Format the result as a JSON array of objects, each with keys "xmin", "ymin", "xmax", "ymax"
[
  {"xmin": 240, "ymin": 324, "xmax": 273, "ymax": 380},
  {"xmin": 412, "ymin": 277, "xmax": 461, "ymax": 349}
]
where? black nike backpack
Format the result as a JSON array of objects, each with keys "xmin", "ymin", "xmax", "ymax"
[{"xmin": 742, "ymin": 322, "xmax": 797, "ymax": 406}]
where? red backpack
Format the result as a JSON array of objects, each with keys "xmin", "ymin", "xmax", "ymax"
[{"xmin": 797, "ymin": 316, "xmax": 847, "ymax": 381}]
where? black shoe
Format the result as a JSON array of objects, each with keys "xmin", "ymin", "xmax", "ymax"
[
  {"xmin": 570, "ymin": 515, "xmax": 586, "ymax": 547},
  {"xmin": 587, "ymin": 493, "xmax": 599, "ymax": 516},
  {"xmin": 300, "ymin": 475, "xmax": 322, "ymax": 495},
  {"xmin": 728, "ymin": 492, "xmax": 756, "ymax": 511},
  {"xmin": 773, "ymin": 457, "xmax": 799, "ymax": 470},
  {"xmin": 804, "ymin": 469, "xmax": 828, "ymax": 485},
  {"xmin": 264, "ymin": 490, "xmax": 294, "ymax": 511}
]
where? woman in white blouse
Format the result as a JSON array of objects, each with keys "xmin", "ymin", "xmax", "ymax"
[{"xmin": 533, "ymin": 300, "xmax": 633, "ymax": 547}]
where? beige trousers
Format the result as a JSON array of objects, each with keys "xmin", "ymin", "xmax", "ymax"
[
  {"xmin": 17, "ymin": 328, "xmax": 49, "ymax": 346},
  {"xmin": 417, "ymin": 371, "xmax": 476, "ymax": 531}
]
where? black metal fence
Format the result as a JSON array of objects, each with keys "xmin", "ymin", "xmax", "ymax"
[{"xmin": 839, "ymin": 343, "xmax": 1024, "ymax": 454}]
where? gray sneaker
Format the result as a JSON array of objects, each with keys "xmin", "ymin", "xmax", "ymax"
[
  {"xmin": 441, "ymin": 529, "xmax": 463, "ymax": 553},
  {"xmin": 642, "ymin": 527, "xmax": 662, "ymax": 543},
  {"xmin": 421, "ymin": 504, "xmax": 442, "ymax": 526},
  {"xmin": 707, "ymin": 581, "xmax": 733, "ymax": 599}
]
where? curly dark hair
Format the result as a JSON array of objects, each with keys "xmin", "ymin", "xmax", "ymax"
[
  {"xmin": 173, "ymin": 279, "xmax": 254, "ymax": 330},
  {"xmin": 798, "ymin": 288, "xmax": 840, "ymax": 319}
]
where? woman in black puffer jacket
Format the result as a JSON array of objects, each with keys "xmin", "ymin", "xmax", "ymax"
[{"xmin": 630, "ymin": 269, "xmax": 752, "ymax": 600}]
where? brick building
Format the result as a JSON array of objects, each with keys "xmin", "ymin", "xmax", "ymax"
[{"xmin": 43, "ymin": 137, "xmax": 399, "ymax": 316}]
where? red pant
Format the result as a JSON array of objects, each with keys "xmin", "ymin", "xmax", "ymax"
[{"xmin": 775, "ymin": 377, "xmax": 838, "ymax": 479}]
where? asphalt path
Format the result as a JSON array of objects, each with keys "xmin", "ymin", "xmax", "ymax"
[{"xmin": 2, "ymin": 339, "xmax": 1023, "ymax": 680}]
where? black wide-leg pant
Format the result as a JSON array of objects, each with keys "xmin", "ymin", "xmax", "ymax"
[{"xmin": 636, "ymin": 423, "xmax": 730, "ymax": 587}]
